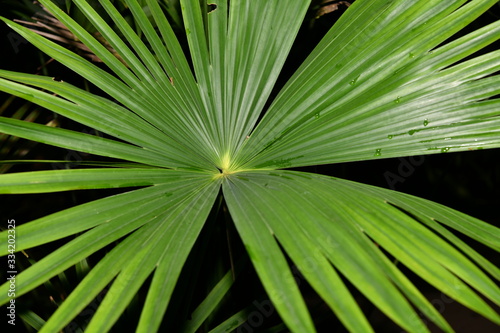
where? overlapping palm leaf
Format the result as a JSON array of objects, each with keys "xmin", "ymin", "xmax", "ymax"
[{"xmin": 0, "ymin": 0, "xmax": 499, "ymax": 332}]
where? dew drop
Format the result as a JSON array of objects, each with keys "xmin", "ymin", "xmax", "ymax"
[
  {"xmin": 441, "ymin": 147, "xmax": 450, "ymax": 153},
  {"xmin": 423, "ymin": 119, "xmax": 429, "ymax": 126},
  {"xmin": 394, "ymin": 96, "xmax": 401, "ymax": 104},
  {"xmin": 387, "ymin": 135, "xmax": 393, "ymax": 139},
  {"xmin": 314, "ymin": 112, "xmax": 320, "ymax": 119},
  {"xmin": 349, "ymin": 75, "xmax": 360, "ymax": 86},
  {"xmin": 374, "ymin": 148, "xmax": 382, "ymax": 157},
  {"xmin": 409, "ymin": 52, "xmax": 415, "ymax": 58},
  {"xmin": 408, "ymin": 129, "xmax": 416, "ymax": 135}
]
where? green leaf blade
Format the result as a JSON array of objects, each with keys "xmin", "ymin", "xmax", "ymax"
[
  {"xmin": 0, "ymin": 171, "xmax": 214, "ymax": 256},
  {"xmin": 224, "ymin": 170, "xmax": 500, "ymax": 331},
  {"xmin": 0, "ymin": 168, "xmax": 214, "ymax": 194},
  {"xmin": 235, "ymin": 0, "xmax": 500, "ymax": 169},
  {"xmin": 223, "ymin": 176, "xmax": 317, "ymax": 333}
]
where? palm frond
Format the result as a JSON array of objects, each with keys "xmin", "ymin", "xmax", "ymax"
[
  {"xmin": 235, "ymin": 0, "xmax": 500, "ymax": 169},
  {"xmin": 224, "ymin": 170, "xmax": 499, "ymax": 332},
  {"xmin": 0, "ymin": 0, "xmax": 499, "ymax": 332}
]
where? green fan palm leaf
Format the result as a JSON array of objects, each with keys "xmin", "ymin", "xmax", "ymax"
[
  {"xmin": 0, "ymin": 116, "xmax": 183, "ymax": 168},
  {"xmin": 236, "ymin": 0, "xmax": 500, "ymax": 169},
  {"xmin": 1, "ymin": 0, "xmax": 499, "ymax": 332}
]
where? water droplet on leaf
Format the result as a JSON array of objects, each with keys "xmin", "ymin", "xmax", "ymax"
[
  {"xmin": 408, "ymin": 129, "xmax": 416, "ymax": 135},
  {"xmin": 374, "ymin": 149, "xmax": 382, "ymax": 156},
  {"xmin": 314, "ymin": 112, "xmax": 320, "ymax": 119},
  {"xmin": 441, "ymin": 147, "xmax": 450, "ymax": 153},
  {"xmin": 387, "ymin": 135, "xmax": 393, "ymax": 139},
  {"xmin": 423, "ymin": 119, "xmax": 429, "ymax": 126},
  {"xmin": 394, "ymin": 97, "xmax": 401, "ymax": 104},
  {"xmin": 349, "ymin": 75, "xmax": 360, "ymax": 86}
]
